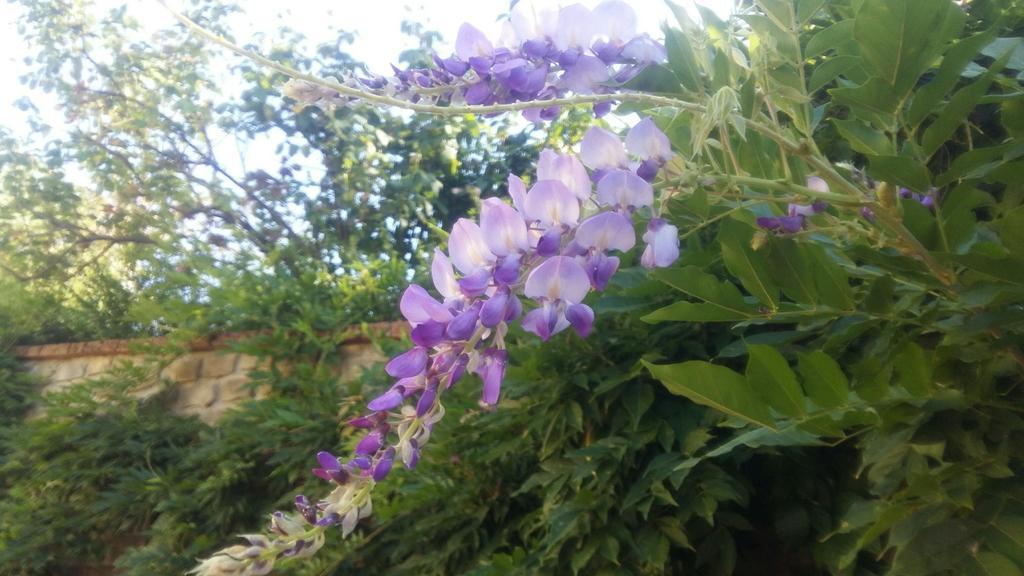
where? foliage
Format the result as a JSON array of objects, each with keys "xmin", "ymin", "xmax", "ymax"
[
  {"xmin": 2, "ymin": 0, "xmax": 1024, "ymax": 575},
  {"xmin": 624, "ymin": 0, "xmax": 1024, "ymax": 572}
]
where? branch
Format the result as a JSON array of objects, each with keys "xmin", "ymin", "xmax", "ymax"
[{"xmin": 154, "ymin": 0, "xmax": 701, "ymax": 116}]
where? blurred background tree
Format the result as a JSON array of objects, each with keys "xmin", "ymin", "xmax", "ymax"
[{"xmin": 0, "ymin": 0, "xmax": 554, "ymax": 345}]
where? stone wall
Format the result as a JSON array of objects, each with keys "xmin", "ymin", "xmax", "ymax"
[{"xmin": 14, "ymin": 323, "xmax": 404, "ymax": 423}]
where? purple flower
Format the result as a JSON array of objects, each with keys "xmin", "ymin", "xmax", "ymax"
[
  {"xmin": 620, "ymin": 35, "xmax": 667, "ymax": 63},
  {"xmin": 553, "ymin": 4, "xmax": 594, "ymax": 51},
  {"xmin": 355, "ymin": 430, "xmax": 383, "ymax": 456},
  {"xmin": 537, "ymin": 149, "xmax": 591, "ymax": 200},
  {"xmin": 559, "ymin": 55, "xmax": 609, "ymax": 94},
  {"xmin": 525, "ymin": 256, "xmax": 591, "ymax": 304},
  {"xmin": 575, "ymin": 211, "xmax": 636, "ymax": 253},
  {"xmin": 446, "ymin": 302, "xmax": 480, "ymax": 340},
  {"xmin": 536, "ymin": 228, "xmax": 563, "ymax": 256},
  {"xmin": 416, "ymin": 386, "xmax": 437, "ymax": 417},
  {"xmin": 368, "ymin": 386, "xmax": 406, "ymax": 412},
  {"xmin": 480, "ymin": 291, "xmax": 511, "ymax": 327},
  {"xmin": 457, "ymin": 268, "xmax": 491, "ymax": 298},
  {"xmin": 312, "ymin": 451, "xmax": 348, "ymax": 484},
  {"xmin": 411, "ymin": 320, "xmax": 446, "ymax": 347},
  {"xmin": 756, "ymin": 215, "xmax": 805, "ymax": 234},
  {"xmin": 626, "ymin": 117, "xmax": 672, "ymax": 163},
  {"xmin": 476, "ymin": 348, "xmax": 508, "ymax": 405},
  {"xmin": 372, "ymin": 448, "xmax": 396, "ymax": 481},
  {"xmin": 449, "ymin": 218, "xmax": 496, "ymax": 275},
  {"xmin": 595, "ymin": 169, "xmax": 653, "ymax": 211},
  {"xmin": 508, "ymin": 1, "xmax": 558, "ymax": 45},
  {"xmin": 640, "ymin": 218, "xmax": 680, "ymax": 269},
  {"xmin": 507, "ymin": 174, "xmax": 528, "ymax": 214},
  {"xmin": 463, "ymin": 81, "xmax": 494, "ymax": 105},
  {"xmin": 525, "ymin": 180, "xmax": 580, "ymax": 229},
  {"xmin": 400, "ymin": 284, "xmax": 453, "ymax": 325},
  {"xmin": 592, "ymin": 1, "xmax": 638, "ymax": 44},
  {"xmin": 580, "ymin": 126, "xmax": 628, "ymax": 171},
  {"xmin": 565, "ymin": 303, "xmax": 595, "ymax": 338},
  {"xmin": 490, "ymin": 252, "xmax": 517, "ymax": 283},
  {"xmin": 636, "ymin": 159, "xmax": 660, "ymax": 182},
  {"xmin": 386, "ymin": 347, "xmax": 429, "ymax": 378},
  {"xmin": 921, "ymin": 195, "xmax": 935, "ymax": 211},
  {"xmin": 583, "ymin": 252, "xmax": 620, "ymax": 291},
  {"xmin": 788, "ymin": 202, "xmax": 823, "ymax": 217},
  {"xmin": 455, "ymin": 23, "xmax": 494, "ymax": 61},
  {"xmin": 431, "ymin": 250, "xmax": 461, "ymax": 302},
  {"xmin": 481, "ymin": 197, "xmax": 529, "ymax": 256},
  {"xmin": 807, "ymin": 176, "xmax": 829, "ymax": 193},
  {"xmin": 593, "ymin": 101, "xmax": 613, "ymax": 117},
  {"xmin": 446, "ymin": 354, "xmax": 469, "ymax": 389}
]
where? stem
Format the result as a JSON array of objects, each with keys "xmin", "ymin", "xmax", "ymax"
[{"xmin": 706, "ymin": 174, "xmax": 865, "ymax": 205}]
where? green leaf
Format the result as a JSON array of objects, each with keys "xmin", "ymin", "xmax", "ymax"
[
  {"xmin": 804, "ymin": 244, "xmax": 854, "ymax": 309},
  {"xmin": 658, "ymin": 518, "xmax": 694, "ymax": 550},
  {"xmin": 809, "ymin": 56, "xmax": 860, "ymax": 93},
  {"xmin": 644, "ymin": 360, "xmax": 777, "ymax": 430},
  {"xmin": 642, "ymin": 301, "xmax": 757, "ymax": 322},
  {"xmin": 744, "ymin": 14, "xmax": 800, "ymax": 62},
  {"xmin": 903, "ymin": 199, "xmax": 940, "ymax": 250},
  {"xmin": 624, "ymin": 383, "xmax": 655, "ymax": 430},
  {"xmin": 806, "ymin": 20, "xmax": 855, "ymax": 59},
  {"xmin": 644, "ymin": 266, "xmax": 761, "ymax": 323},
  {"xmin": 1002, "ymin": 98, "xmax": 1024, "ymax": 138},
  {"xmin": 767, "ymin": 239, "xmax": 854, "ymax": 309},
  {"xmin": 894, "ymin": 342, "xmax": 933, "ymax": 396},
  {"xmin": 853, "ymin": 0, "xmax": 963, "ymax": 96},
  {"xmin": 719, "ymin": 220, "xmax": 779, "ymax": 309},
  {"xmin": 746, "ymin": 345, "xmax": 805, "ymax": 418},
  {"xmin": 797, "ymin": 351, "xmax": 849, "ymax": 408},
  {"xmin": 832, "ymin": 118, "xmax": 894, "ymax": 156},
  {"xmin": 797, "ymin": 0, "xmax": 827, "ymax": 25},
  {"xmin": 988, "ymin": 514, "xmax": 1024, "ymax": 565},
  {"xmin": 993, "ymin": 208, "xmax": 1024, "ymax": 254},
  {"xmin": 951, "ymin": 253, "xmax": 1024, "ymax": 287},
  {"xmin": 938, "ymin": 184, "xmax": 992, "ymax": 252},
  {"xmin": 866, "ymin": 155, "xmax": 931, "ymax": 191},
  {"xmin": 830, "ymin": 78, "xmax": 900, "ymax": 127},
  {"xmin": 621, "ymin": 64, "xmax": 683, "ymax": 95},
  {"xmin": 921, "ymin": 40, "xmax": 1019, "ymax": 158},
  {"xmin": 863, "ymin": 275, "xmax": 895, "ymax": 313},
  {"xmin": 891, "ymin": 520, "xmax": 984, "ymax": 575},
  {"xmin": 664, "ymin": 27, "xmax": 702, "ymax": 92},
  {"xmin": 765, "ymin": 237, "xmax": 818, "ymax": 305},
  {"xmin": 908, "ymin": 30, "xmax": 997, "ymax": 128},
  {"xmin": 936, "ymin": 142, "xmax": 1024, "ymax": 186},
  {"xmin": 976, "ymin": 552, "xmax": 1022, "ymax": 576}
]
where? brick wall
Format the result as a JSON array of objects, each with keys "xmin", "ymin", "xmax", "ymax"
[{"xmin": 14, "ymin": 323, "xmax": 405, "ymax": 423}]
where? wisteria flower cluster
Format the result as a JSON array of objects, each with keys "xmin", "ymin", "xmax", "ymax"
[
  {"xmin": 756, "ymin": 176, "xmax": 830, "ymax": 234},
  {"xmin": 282, "ymin": 1, "xmax": 666, "ymax": 120},
  {"xmin": 191, "ymin": 118, "xmax": 678, "ymax": 575},
  {"xmin": 899, "ymin": 186, "xmax": 936, "ymax": 211}
]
